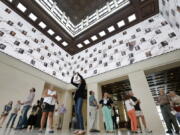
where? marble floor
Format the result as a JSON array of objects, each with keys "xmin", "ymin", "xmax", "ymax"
[{"xmin": 0, "ymin": 128, "xmax": 169, "ymax": 135}]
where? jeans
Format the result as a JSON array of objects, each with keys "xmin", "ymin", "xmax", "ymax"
[
  {"xmin": 6, "ymin": 113, "xmax": 17, "ymax": 128},
  {"xmin": 75, "ymin": 98, "xmax": 84, "ymax": 130},
  {"xmin": 16, "ymin": 105, "xmax": 31, "ymax": 129},
  {"xmin": 176, "ymin": 112, "xmax": 180, "ymax": 125}
]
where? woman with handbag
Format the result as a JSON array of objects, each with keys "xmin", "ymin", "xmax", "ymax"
[
  {"xmin": 0, "ymin": 101, "xmax": 13, "ymax": 128},
  {"xmin": 168, "ymin": 91, "xmax": 180, "ymax": 124},
  {"xmin": 99, "ymin": 92, "xmax": 114, "ymax": 133}
]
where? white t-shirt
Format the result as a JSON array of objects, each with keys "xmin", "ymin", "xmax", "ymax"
[
  {"xmin": 125, "ymin": 99, "xmax": 135, "ymax": 111},
  {"xmin": 43, "ymin": 89, "xmax": 57, "ymax": 105}
]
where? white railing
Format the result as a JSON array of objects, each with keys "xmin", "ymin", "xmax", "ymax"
[{"xmin": 35, "ymin": 0, "xmax": 130, "ymax": 37}]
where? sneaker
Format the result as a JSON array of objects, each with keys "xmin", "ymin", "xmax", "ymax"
[
  {"xmin": 166, "ymin": 130, "xmax": 173, "ymax": 134},
  {"xmin": 38, "ymin": 130, "xmax": 43, "ymax": 133},
  {"xmin": 49, "ymin": 130, "xmax": 54, "ymax": 134},
  {"xmin": 137, "ymin": 129, "xmax": 142, "ymax": 133},
  {"xmin": 145, "ymin": 128, "xmax": 152, "ymax": 133}
]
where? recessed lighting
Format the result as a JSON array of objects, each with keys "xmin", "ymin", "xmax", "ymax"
[
  {"xmin": 117, "ymin": 20, "xmax": 125, "ymax": 28},
  {"xmin": 28, "ymin": 13, "xmax": 37, "ymax": 21},
  {"xmin": 77, "ymin": 43, "xmax": 83, "ymax": 48},
  {"xmin": 91, "ymin": 35, "xmax": 98, "ymax": 41},
  {"xmin": 17, "ymin": 3, "xmax": 27, "ymax": 13},
  {"xmin": 47, "ymin": 29, "xmax": 55, "ymax": 35},
  {"xmin": 55, "ymin": 36, "xmax": 62, "ymax": 41},
  {"xmin": 128, "ymin": 14, "xmax": 136, "ymax": 22},
  {"xmin": 84, "ymin": 40, "xmax": 90, "ymax": 45},
  {"xmin": 7, "ymin": 0, "xmax": 13, "ymax": 2},
  {"xmin": 38, "ymin": 22, "xmax": 46, "ymax": 29},
  {"xmin": 62, "ymin": 41, "xmax": 68, "ymax": 46},
  {"xmin": 107, "ymin": 26, "xmax": 115, "ymax": 32},
  {"xmin": 99, "ymin": 31, "xmax": 106, "ymax": 37}
]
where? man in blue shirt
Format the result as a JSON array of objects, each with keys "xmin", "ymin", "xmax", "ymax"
[{"xmin": 89, "ymin": 91, "xmax": 100, "ymax": 133}]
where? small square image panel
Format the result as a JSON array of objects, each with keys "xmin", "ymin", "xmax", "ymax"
[
  {"xmin": 104, "ymin": 62, "xmax": 108, "ymax": 67},
  {"xmin": 155, "ymin": 29, "xmax": 162, "ymax": 34},
  {"xmin": 14, "ymin": 41, "xmax": 20, "ymax": 46},
  {"xmin": 177, "ymin": 6, "xmax": 180, "ymax": 13},
  {"xmin": 131, "ymin": 35, "xmax": 136, "ymax": 39},
  {"xmin": 34, "ymin": 39, "xmax": 38, "ymax": 43},
  {"xmin": 161, "ymin": 41, "xmax": 168, "ymax": 47},
  {"xmin": 30, "ymin": 60, "xmax": 35, "ymax": 65},
  {"xmin": 53, "ymin": 71, "xmax": 56, "ymax": 76},
  {"xmin": 148, "ymin": 18, "xmax": 154, "ymax": 23},
  {"xmin": 161, "ymin": 21, "xmax": 168, "ymax": 26},
  {"xmin": 145, "ymin": 28, "xmax": 151, "ymax": 33},
  {"xmin": 123, "ymin": 31, "xmax": 127, "ymax": 35},
  {"xmin": 116, "ymin": 62, "xmax": 121, "ymax": 67},
  {"xmin": 130, "ymin": 58, "xmax": 135, "ymax": 64},
  {"xmin": 140, "ymin": 38, "xmax": 146, "ymax": 42},
  {"xmin": 145, "ymin": 51, "xmax": 152, "ymax": 57},
  {"xmin": 150, "ymin": 39, "xmax": 157, "ymax": 45},
  {"xmin": 5, "ymin": 8, "xmax": 11, "ymax": 14},
  {"xmin": 119, "ymin": 40, "xmax": 123, "ymax": 44},
  {"xmin": 168, "ymin": 32, "xmax": 176, "ymax": 38},
  {"xmin": 136, "ymin": 28, "xmax": 141, "ymax": 32},
  {"xmin": 32, "ymin": 28, "xmax": 36, "ymax": 33},
  {"xmin": 7, "ymin": 20, "xmax": 14, "ymax": 26},
  {"xmin": 22, "ymin": 30, "xmax": 27, "ymax": 35},
  {"xmin": 0, "ymin": 44, "xmax": 6, "ymax": 50},
  {"xmin": 24, "ymin": 40, "xmax": 30, "ymax": 45},
  {"xmin": 0, "ymin": 31, "xmax": 4, "ymax": 37},
  {"xmin": 44, "ymin": 62, "xmax": 48, "ymax": 67},
  {"xmin": 93, "ymin": 70, "xmax": 97, "ymax": 74},
  {"xmin": 17, "ymin": 22, "xmax": 23, "ymax": 27},
  {"xmin": 28, "ymin": 49, "xmax": 33, "ymax": 54},
  {"xmin": 18, "ymin": 48, "xmax": 24, "ymax": 54},
  {"xmin": 10, "ymin": 31, "xmax": 16, "ymax": 36}
]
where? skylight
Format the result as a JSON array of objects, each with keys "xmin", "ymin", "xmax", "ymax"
[
  {"xmin": 99, "ymin": 31, "xmax": 106, "ymax": 37},
  {"xmin": 77, "ymin": 43, "xmax": 83, "ymax": 48},
  {"xmin": 107, "ymin": 26, "xmax": 115, "ymax": 32},
  {"xmin": 28, "ymin": 13, "xmax": 37, "ymax": 21},
  {"xmin": 84, "ymin": 40, "xmax": 90, "ymax": 45},
  {"xmin": 117, "ymin": 20, "xmax": 125, "ymax": 28},
  {"xmin": 17, "ymin": 3, "xmax": 27, "ymax": 13},
  {"xmin": 47, "ymin": 29, "xmax": 55, "ymax": 35},
  {"xmin": 91, "ymin": 35, "xmax": 98, "ymax": 41},
  {"xmin": 55, "ymin": 36, "xmax": 62, "ymax": 41},
  {"xmin": 39, "ymin": 22, "xmax": 47, "ymax": 29},
  {"xmin": 62, "ymin": 41, "xmax": 68, "ymax": 46},
  {"xmin": 128, "ymin": 14, "xmax": 136, "ymax": 22}
]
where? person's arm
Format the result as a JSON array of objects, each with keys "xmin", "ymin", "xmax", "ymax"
[
  {"xmin": 71, "ymin": 75, "xmax": 79, "ymax": 87},
  {"xmin": 78, "ymin": 73, "xmax": 85, "ymax": 84}
]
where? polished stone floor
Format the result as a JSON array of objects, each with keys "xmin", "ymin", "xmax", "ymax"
[{"xmin": 0, "ymin": 128, "xmax": 169, "ymax": 135}]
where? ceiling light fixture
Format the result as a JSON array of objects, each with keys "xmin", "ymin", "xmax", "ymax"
[
  {"xmin": 128, "ymin": 14, "xmax": 136, "ymax": 22},
  {"xmin": 47, "ymin": 29, "xmax": 55, "ymax": 35},
  {"xmin": 38, "ymin": 22, "xmax": 47, "ymax": 29},
  {"xmin": 84, "ymin": 40, "xmax": 90, "ymax": 45},
  {"xmin": 17, "ymin": 3, "xmax": 27, "ymax": 13},
  {"xmin": 107, "ymin": 26, "xmax": 115, "ymax": 32},
  {"xmin": 91, "ymin": 35, "xmax": 98, "ymax": 41},
  {"xmin": 28, "ymin": 13, "xmax": 37, "ymax": 21},
  {"xmin": 62, "ymin": 41, "xmax": 68, "ymax": 46},
  {"xmin": 77, "ymin": 43, "xmax": 83, "ymax": 48},
  {"xmin": 117, "ymin": 20, "xmax": 125, "ymax": 28},
  {"xmin": 55, "ymin": 36, "xmax": 62, "ymax": 41},
  {"xmin": 99, "ymin": 31, "xmax": 106, "ymax": 37}
]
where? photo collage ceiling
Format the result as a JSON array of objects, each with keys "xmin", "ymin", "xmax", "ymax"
[{"xmin": 0, "ymin": 1, "xmax": 180, "ymax": 83}]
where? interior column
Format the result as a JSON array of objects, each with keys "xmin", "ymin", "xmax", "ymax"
[
  {"xmin": 128, "ymin": 70, "xmax": 165, "ymax": 134},
  {"xmin": 62, "ymin": 91, "xmax": 73, "ymax": 130}
]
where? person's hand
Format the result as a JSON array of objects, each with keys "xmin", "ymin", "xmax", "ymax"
[{"xmin": 96, "ymin": 105, "xmax": 99, "ymax": 110}]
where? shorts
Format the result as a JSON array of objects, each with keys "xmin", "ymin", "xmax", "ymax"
[
  {"xmin": 135, "ymin": 110, "xmax": 143, "ymax": 117},
  {"xmin": 42, "ymin": 102, "xmax": 55, "ymax": 112}
]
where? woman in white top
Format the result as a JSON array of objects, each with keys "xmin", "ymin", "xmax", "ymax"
[
  {"xmin": 124, "ymin": 94, "xmax": 138, "ymax": 133},
  {"xmin": 39, "ymin": 85, "xmax": 58, "ymax": 134}
]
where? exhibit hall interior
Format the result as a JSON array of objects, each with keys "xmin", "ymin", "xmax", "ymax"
[{"xmin": 0, "ymin": 0, "xmax": 180, "ymax": 135}]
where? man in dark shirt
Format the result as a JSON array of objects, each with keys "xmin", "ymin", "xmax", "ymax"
[
  {"xmin": 129, "ymin": 91, "xmax": 152, "ymax": 133},
  {"xmin": 71, "ymin": 73, "xmax": 86, "ymax": 135}
]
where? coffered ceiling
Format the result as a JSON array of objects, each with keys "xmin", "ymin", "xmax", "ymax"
[{"xmin": 2, "ymin": 0, "xmax": 159, "ymax": 55}]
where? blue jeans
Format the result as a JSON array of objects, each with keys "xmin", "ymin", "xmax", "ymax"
[
  {"xmin": 75, "ymin": 98, "xmax": 84, "ymax": 130},
  {"xmin": 6, "ymin": 113, "xmax": 17, "ymax": 128},
  {"xmin": 176, "ymin": 112, "xmax": 180, "ymax": 125},
  {"xmin": 16, "ymin": 105, "xmax": 31, "ymax": 129}
]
